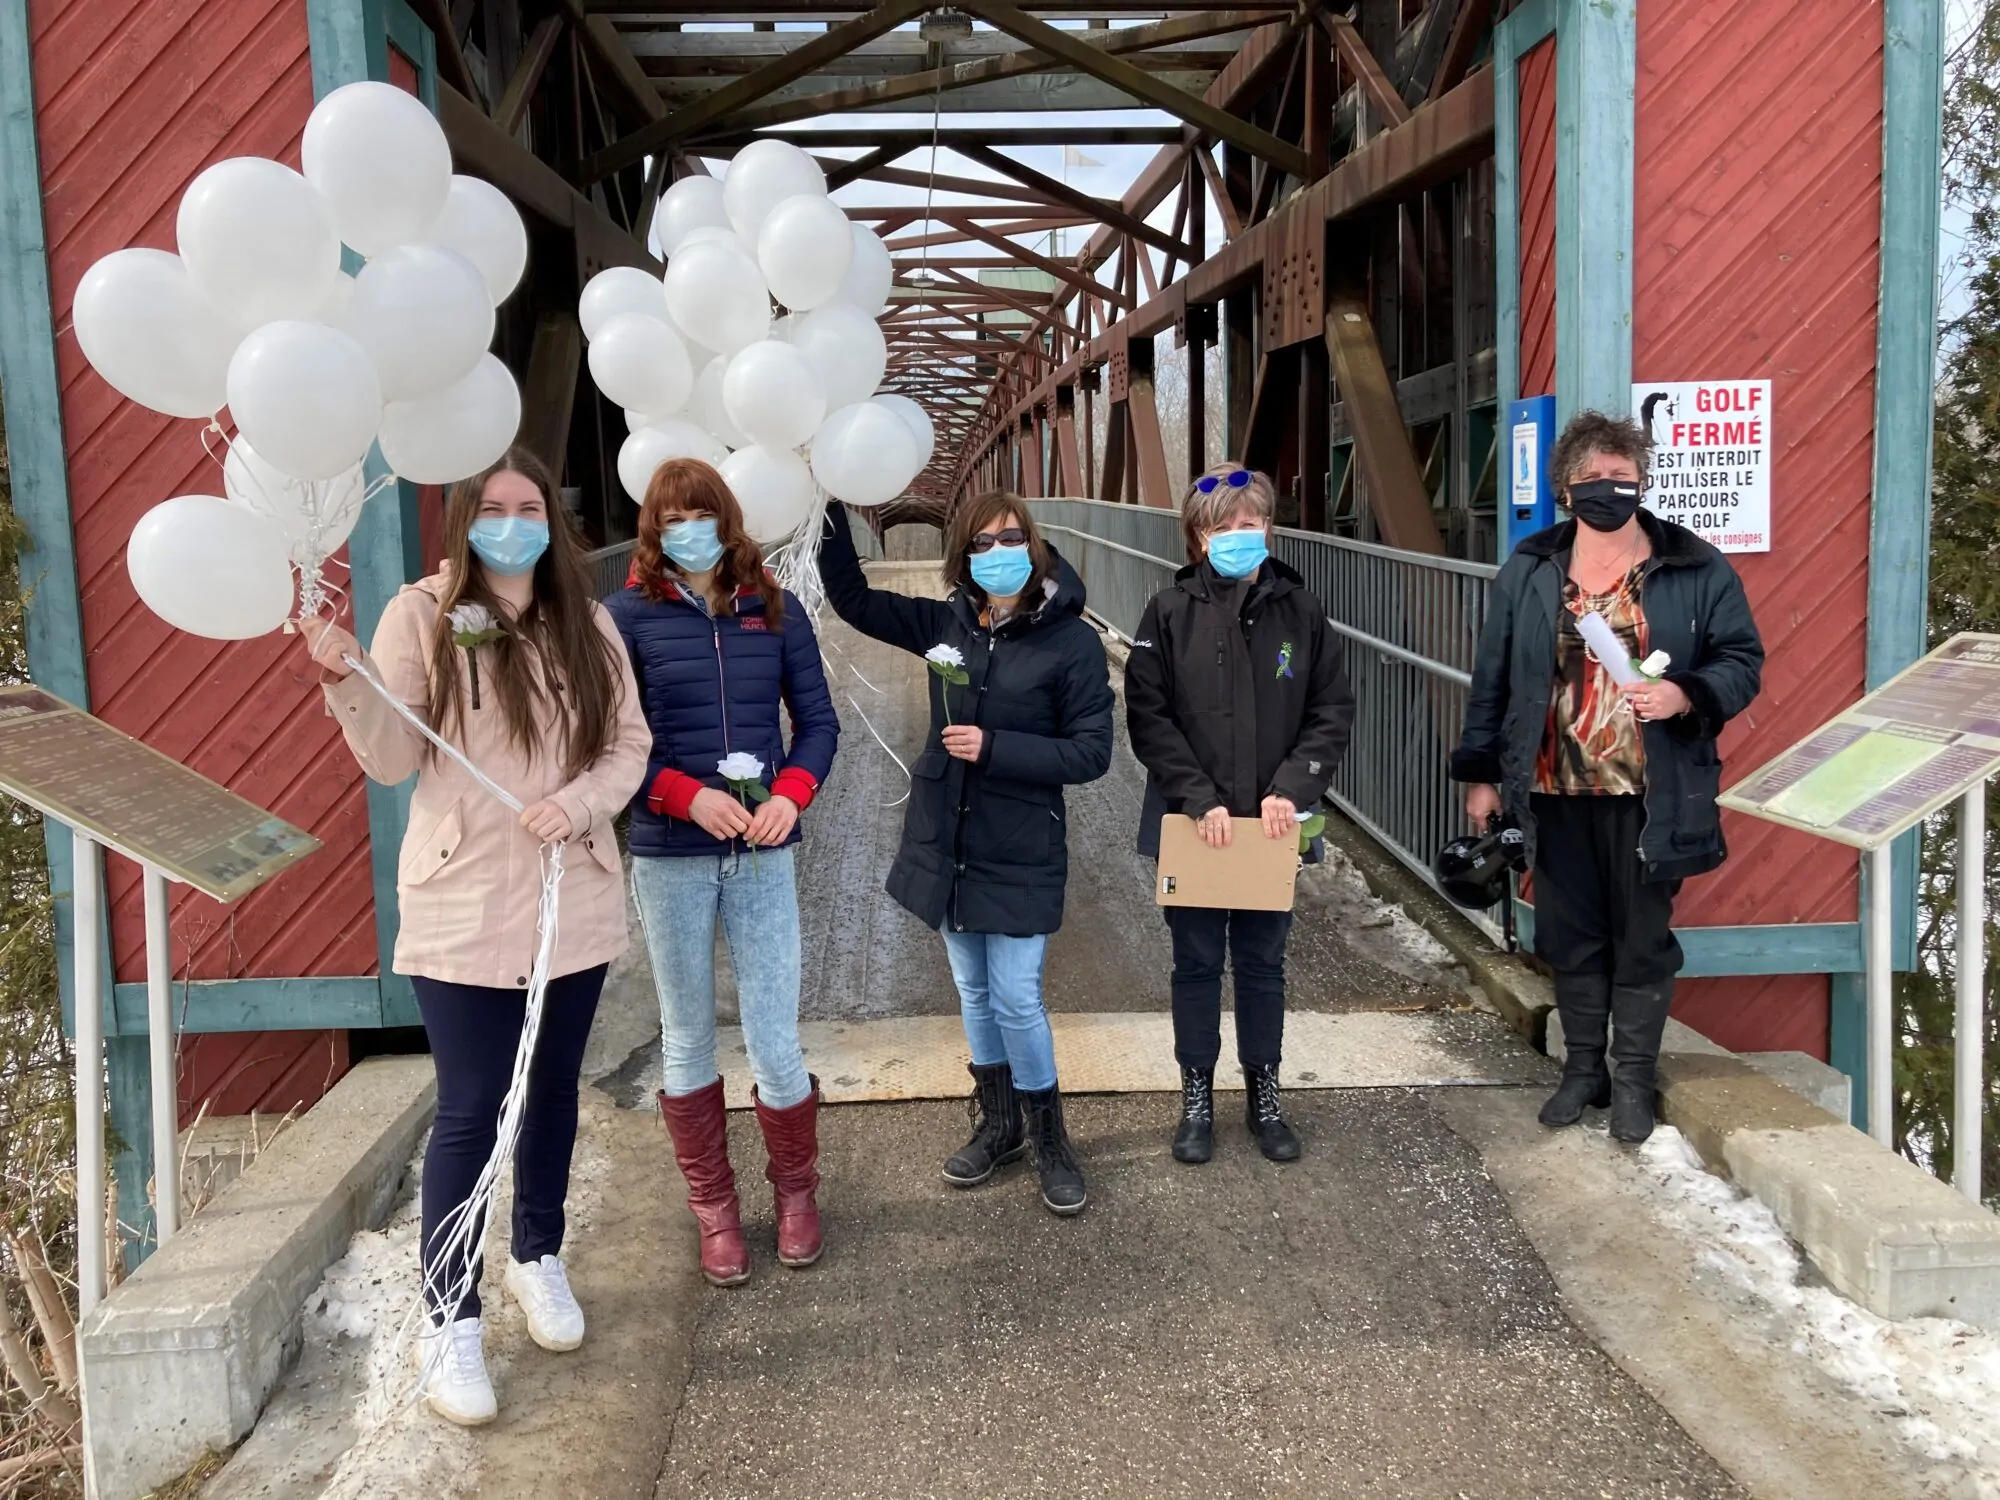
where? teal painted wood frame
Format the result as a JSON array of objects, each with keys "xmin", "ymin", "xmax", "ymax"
[
  {"xmin": 1491, "ymin": 0, "xmax": 1555, "ymax": 431},
  {"xmin": 1552, "ymin": 0, "xmax": 1635, "ymax": 425},
  {"xmin": 1510, "ymin": 903, "xmax": 1865, "ymax": 979},
  {"xmin": 110, "ymin": 977, "xmax": 385, "ymax": 1036}
]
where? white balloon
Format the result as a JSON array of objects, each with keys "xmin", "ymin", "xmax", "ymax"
[
  {"xmin": 588, "ymin": 313, "xmax": 694, "ymax": 417},
  {"xmin": 664, "ymin": 239, "xmax": 771, "ymax": 355},
  {"xmin": 224, "ymin": 440, "xmax": 367, "ymax": 564},
  {"xmin": 723, "ymin": 340, "xmax": 824, "ymax": 451},
  {"xmin": 72, "ymin": 249, "xmax": 240, "ymax": 418},
  {"xmin": 579, "ymin": 265, "xmax": 669, "ymax": 341},
  {"xmin": 757, "ymin": 193, "xmax": 854, "ymax": 313},
  {"xmin": 176, "ymin": 157, "xmax": 340, "ymax": 328},
  {"xmin": 653, "ymin": 176, "xmax": 731, "ymax": 256},
  {"xmin": 831, "ymin": 222, "xmax": 894, "ymax": 316},
  {"xmin": 677, "ymin": 225, "xmax": 745, "ymax": 254},
  {"xmin": 126, "ymin": 495, "xmax": 295, "ymax": 640},
  {"xmin": 378, "ymin": 354, "xmax": 522, "ymax": 485},
  {"xmin": 425, "ymin": 176, "xmax": 528, "ymax": 304},
  {"xmin": 346, "ymin": 244, "xmax": 494, "ymax": 401},
  {"xmin": 792, "ymin": 303, "xmax": 887, "ymax": 410},
  {"xmin": 226, "ymin": 320, "xmax": 383, "ymax": 481},
  {"xmin": 810, "ymin": 402, "xmax": 918, "ymax": 508},
  {"xmin": 692, "ymin": 356, "xmax": 749, "ymax": 450},
  {"xmin": 302, "ymin": 80, "xmax": 453, "ymax": 256},
  {"xmin": 872, "ymin": 392, "xmax": 936, "ymax": 470},
  {"xmin": 618, "ymin": 421, "xmax": 727, "ymax": 503},
  {"xmin": 723, "ymin": 139, "xmax": 827, "ymax": 244},
  {"xmin": 315, "ymin": 269, "xmax": 357, "ymax": 330},
  {"xmin": 721, "ymin": 445, "xmax": 814, "ymax": 544}
]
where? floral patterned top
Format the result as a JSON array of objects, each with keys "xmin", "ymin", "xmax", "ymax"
[{"xmin": 1536, "ymin": 564, "xmax": 1649, "ymax": 795}]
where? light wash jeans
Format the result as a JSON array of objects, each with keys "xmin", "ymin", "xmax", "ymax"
[
  {"xmin": 938, "ymin": 929, "xmax": 1058, "ymax": 1093},
  {"xmin": 631, "ymin": 847, "xmax": 813, "ymax": 1109}
]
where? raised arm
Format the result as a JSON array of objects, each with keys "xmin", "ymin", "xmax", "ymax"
[{"xmin": 816, "ymin": 504, "xmax": 953, "ymax": 656}]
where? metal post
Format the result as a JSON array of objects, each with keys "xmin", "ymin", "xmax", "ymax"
[
  {"xmin": 1955, "ymin": 779, "xmax": 1986, "ymax": 1200},
  {"xmin": 142, "ymin": 866, "xmax": 180, "ymax": 1242},
  {"xmin": 72, "ymin": 831, "xmax": 106, "ymax": 1317},
  {"xmin": 1867, "ymin": 841, "xmax": 1895, "ymax": 1147}
]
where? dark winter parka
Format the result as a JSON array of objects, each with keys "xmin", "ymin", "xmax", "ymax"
[
  {"xmin": 1448, "ymin": 512, "xmax": 1765, "ymax": 882},
  {"xmin": 817, "ymin": 510, "xmax": 1115, "ymax": 936},
  {"xmin": 1125, "ymin": 558, "xmax": 1357, "ymax": 858},
  {"xmin": 604, "ymin": 577, "xmax": 840, "ymax": 858}
]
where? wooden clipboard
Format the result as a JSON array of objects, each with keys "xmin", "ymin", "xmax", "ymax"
[{"xmin": 1154, "ymin": 815, "xmax": 1300, "ymax": 912}]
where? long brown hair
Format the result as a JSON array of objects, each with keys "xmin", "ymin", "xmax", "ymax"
[
  {"xmin": 941, "ymin": 489, "xmax": 1051, "ymax": 603},
  {"xmin": 425, "ymin": 446, "xmax": 622, "ymax": 781},
  {"xmin": 633, "ymin": 458, "xmax": 784, "ymax": 627}
]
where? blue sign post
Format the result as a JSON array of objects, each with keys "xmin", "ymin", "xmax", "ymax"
[{"xmin": 1504, "ymin": 394, "xmax": 1556, "ymax": 555}]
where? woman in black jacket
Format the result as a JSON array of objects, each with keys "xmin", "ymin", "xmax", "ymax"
[
  {"xmin": 1125, "ymin": 465, "xmax": 1356, "ymax": 1165},
  {"xmin": 818, "ymin": 493, "xmax": 1114, "ymax": 1216},
  {"xmin": 1451, "ymin": 410, "xmax": 1764, "ymax": 1144}
]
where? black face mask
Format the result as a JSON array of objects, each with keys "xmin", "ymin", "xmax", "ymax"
[{"xmin": 1567, "ymin": 477, "xmax": 1643, "ymax": 533}]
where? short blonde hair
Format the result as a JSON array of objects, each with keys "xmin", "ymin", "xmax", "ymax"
[{"xmin": 1181, "ymin": 463, "xmax": 1275, "ymax": 563}]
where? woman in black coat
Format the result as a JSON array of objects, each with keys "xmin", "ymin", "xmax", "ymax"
[
  {"xmin": 1452, "ymin": 410, "xmax": 1764, "ymax": 1144},
  {"xmin": 818, "ymin": 493, "xmax": 1114, "ymax": 1216}
]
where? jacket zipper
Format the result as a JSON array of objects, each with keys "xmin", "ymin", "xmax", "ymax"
[{"xmin": 712, "ymin": 620, "xmax": 738, "ymax": 852}]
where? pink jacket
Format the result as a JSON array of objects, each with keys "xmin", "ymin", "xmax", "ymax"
[{"xmin": 324, "ymin": 575, "xmax": 650, "ymax": 989}]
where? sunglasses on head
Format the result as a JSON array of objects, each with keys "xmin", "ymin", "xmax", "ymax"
[
  {"xmin": 967, "ymin": 528, "xmax": 1028, "ymax": 554},
  {"xmin": 1194, "ymin": 469, "xmax": 1254, "ymax": 495}
]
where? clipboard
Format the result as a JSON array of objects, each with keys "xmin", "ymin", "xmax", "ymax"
[{"xmin": 1155, "ymin": 815, "xmax": 1300, "ymax": 911}]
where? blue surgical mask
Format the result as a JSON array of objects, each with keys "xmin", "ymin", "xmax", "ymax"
[
  {"xmin": 468, "ymin": 516, "xmax": 549, "ymax": 577},
  {"xmin": 663, "ymin": 518, "xmax": 725, "ymax": 573},
  {"xmin": 968, "ymin": 542, "xmax": 1033, "ymax": 598},
  {"xmin": 1207, "ymin": 529, "xmax": 1268, "ymax": 579}
]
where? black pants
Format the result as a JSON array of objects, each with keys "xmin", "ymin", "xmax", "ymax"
[
  {"xmin": 1164, "ymin": 906, "xmax": 1293, "ymax": 1070},
  {"xmin": 412, "ymin": 964, "xmax": 608, "ymax": 1321},
  {"xmin": 1530, "ymin": 794, "xmax": 1682, "ymax": 984}
]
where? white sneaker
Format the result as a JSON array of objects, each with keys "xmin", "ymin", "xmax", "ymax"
[
  {"xmin": 419, "ymin": 1316, "xmax": 498, "ymax": 1426},
  {"xmin": 504, "ymin": 1254, "xmax": 586, "ymax": 1352}
]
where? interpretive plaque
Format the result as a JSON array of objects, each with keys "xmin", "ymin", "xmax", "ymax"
[
  {"xmin": 0, "ymin": 685, "xmax": 319, "ymax": 901},
  {"xmin": 1719, "ymin": 633, "xmax": 2000, "ymax": 850}
]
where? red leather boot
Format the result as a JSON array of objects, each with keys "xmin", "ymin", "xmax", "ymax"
[
  {"xmin": 656, "ymin": 1080, "xmax": 750, "ymax": 1287},
  {"xmin": 752, "ymin": 1077, "xmax": 823, "ymax": 1269}
]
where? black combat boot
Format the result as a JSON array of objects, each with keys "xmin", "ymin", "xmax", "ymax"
[
  {"xmin": 942, "ymin": 1062, "xmax": 1026, "ymax": 1187},
  {"xmin": 1243, "ymin": 1063, "xmax": 1302, "ymax": 1162},
  {"xmin": 1608, "ymin": 979, "xmax": 1675, "ymax": 1144},
  {"xmin": 1018, "ymin": 1085, "xmax": 1087, "ymax": 1216},
  {"xmin": 1171, "ymin": 1067, "xmax": 1215, "ymax": 1164},
  {"xmin": 1539, "ymin": 972, "xmax": 1614, "ymax": 1127}
]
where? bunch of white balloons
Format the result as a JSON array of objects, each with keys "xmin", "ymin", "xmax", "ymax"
[
  {"xmin": 74, "ymin": 80, "xmax": 529, "ymax": 639},
  {"xmin": 583, "ymin": 139, "xmax": 935, "ymax": 545}
]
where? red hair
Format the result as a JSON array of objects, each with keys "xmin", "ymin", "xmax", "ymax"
[{"xmin": 633, "ymin": 458, "xmax": 784, "ymax": 627}]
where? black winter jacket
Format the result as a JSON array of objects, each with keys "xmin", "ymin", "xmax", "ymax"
[
  {"xmin": 1449, "ymin": 512, "xmax": 1765, "ymax": 882},
  {"xmin": 1125, "ymin": 558, "xmax": 1357, "ymax": 859},
  {"xmin": 817, "ymin": 511, "xmax": 1115, "ymax": 935}
]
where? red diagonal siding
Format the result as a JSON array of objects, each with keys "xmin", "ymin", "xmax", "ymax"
[
  {"xmin": 1517, "ymin": 38, "xmax": 1557, "ymax": 399},
  {"xmin": 1633, "ymin": 0, "xmax": 1885, "ymax": 1057}
]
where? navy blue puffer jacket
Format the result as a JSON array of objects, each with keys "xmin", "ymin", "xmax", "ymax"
[{"xmin": 603, "ymin": 577, "xmax": 840, "ymax": 858}]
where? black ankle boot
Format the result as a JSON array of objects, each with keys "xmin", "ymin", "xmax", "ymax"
[
  {"xmin": 1243, "ymin": 1063, "xmax": 1301, "ymax": 1162},
  {"xmin": 1540, "ymin": 972, "xmax": 1614, "ymax": 1127},
  {"xmin": 1018, "ymin": 1086, "xmax": 1087, "ymax": 1216},
  {"xmin": 942, "ymin": 1062, "xmax": 1026, "ymax": 1187},
  {"xmin": 1172, "ymin": 1067, "xmax": 1214, "ymax": 1164},
  {"xmin": 1608, "ymin": 979, "xmax": 1675, "ymax": 1144}
]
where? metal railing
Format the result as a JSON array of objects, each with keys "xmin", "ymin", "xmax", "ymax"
[
  {"xmin": 588, "ymin": 540, "xmax": 636, "ymax": 599},
  {"xmin": 1029, "ymin": 497, "xmax": 1498, "ymax": 929}
]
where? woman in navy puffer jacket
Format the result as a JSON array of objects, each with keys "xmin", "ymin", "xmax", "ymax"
[{"xmin": 604, "ymin": 458, "xmax": 839, "ymax": 1290}]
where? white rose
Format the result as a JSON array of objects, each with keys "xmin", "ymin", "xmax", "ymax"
[
  {"xmin": 925, "ymin": 643, "xmax": 965, "ymax": 668},
  {"xmin": 1639, "ymin": 650, "xmax": 1672, "ymax": 677},
  {"xmin": 449, "ymin": 602, "xmax": 496, "ymax": 635},
  {"xmin": 717, "ymin": 752, "xmax": 766, "ymax": 782}
]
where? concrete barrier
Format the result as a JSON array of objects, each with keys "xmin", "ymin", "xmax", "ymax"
[{"xmin": 79, "ymin": 1056, "xmax": 436, "ymax": 1499}]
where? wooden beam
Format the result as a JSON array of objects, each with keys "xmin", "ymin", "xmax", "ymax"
[
  {"xmin": 1427, "ymin": 0, "xmax": 1489, "ymax": 103},
  {"xmin": 494, "ymin": 14, "xmax": 565, "ymax": 137},
  {"xmin": 410, "ymin": 0, "xmax": 484, "ymax": 103},
  {"xmin": 563, "ymin": 4, "xmax": 671, "ymax": 125},
  {"xmin": 958, "ymin": 143, "xmax": 1199, "ymax": 263},
  {"xmin": 581, "ymin": 0, "xmax": 931, "ymax": 181},
  {"xmin": 1323, "ymin": 292, "xmax": 1441, "ymax": 552},
  {"xmin": 959, "ymin": 0, "xmax": 1311, "ymax": 179},
  {"xmin": 1320, "ymin": 11, "xmax": 1410, "ymax": 127},
  {"xmin": 521, "ymin": 311, "xmax": 585, "ymax": 472}
]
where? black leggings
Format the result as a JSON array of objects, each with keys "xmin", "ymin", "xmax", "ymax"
[{"xmin": 412, "ymin": 965, "xmax": 607, "ymax": 1322}]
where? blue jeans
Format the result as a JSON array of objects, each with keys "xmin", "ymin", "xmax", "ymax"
[
  {"xmin": 631, "ymin": 847, "xmax": 812, "ymax": 1109},
  {"xmin": 938, "ymin": 929, "xmax": 1058, "ymax": 1092}
]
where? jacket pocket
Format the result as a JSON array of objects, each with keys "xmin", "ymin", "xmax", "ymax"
[
  {"xmin": 904, "ymin": 750, "xmax": 951, "ymax": 849},
  {"xmin": 581, "ymin": 828, "xmax": 623, "ymax": 873},
  {"xmin": 401, "ymin": 800, "xmax": 464, "ymax": 887},
  {"xmin": 976, "ymin": 781, "xmax": 1054, "ymax": 865},
  {"xmin": 1674, "ymin": 747, "xmax": 1723, "ymax": 844}
]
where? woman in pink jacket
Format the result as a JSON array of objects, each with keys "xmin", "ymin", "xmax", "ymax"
[{"xmin": 300, "ymin": 448, "xmax": 648, "ymax": 1428}]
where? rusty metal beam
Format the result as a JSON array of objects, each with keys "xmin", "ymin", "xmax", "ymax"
[
  {"xmin": 1427, "ymin": 0, "xmax": 1489, "ymax": 103},
  {"xmin": 934, "ymin": 265, "xmax": 1089, "ymax": 341},
  {"xmin": 1320, "ymin": 10, "xmax": 1409, "ymax": 128},
  {"xmin": 955, "ymin": 219, "xmax": 1134, "ymax": 310},
  {"xmin": 494, "ymin": 15, "xmax": 566, "ymax": 137},
  {"xmin": 1194, "ymin": 144, "xmax": 1245, "ymax": 240},
  {"xmin": 825, "ymin": 143, "xmax": 906, "ymax": 191},
  {"xmin": 521, "ymin": 311, "xmax": 584, "ymax": 471},
  {"xmin": 958, "ymin": 143, "xmax": 1199, "ymax": 263},
  {"xmin": 410, "ymin": 0, "xmax": 484, "ymax": 103},
  {"xmin": 1323, "ymin": 291, "xmax": 1441, "ymax": 553}
]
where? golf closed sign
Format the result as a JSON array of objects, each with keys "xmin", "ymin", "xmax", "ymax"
[{"xmin": 1631, "ymin": 379, "xmax": 1772, "ymax": 553}]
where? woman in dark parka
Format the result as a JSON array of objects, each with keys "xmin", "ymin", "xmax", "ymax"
[{"xmin": 818, "ymin": 492, "xmax": 1114, "ymax": 1216}]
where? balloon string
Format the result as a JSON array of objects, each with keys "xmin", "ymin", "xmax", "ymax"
[{"xmin": 339, "ymin": 653, "xmax": 525, "ymax": 813}]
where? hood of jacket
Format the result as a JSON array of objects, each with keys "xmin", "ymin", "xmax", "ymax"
[{"xmin": 946, "ymin": 541, "xmax": 1089, "ymax": 634}]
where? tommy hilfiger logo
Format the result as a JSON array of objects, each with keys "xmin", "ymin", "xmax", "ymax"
[{"xmin": 739, "ymin": 616, "xmax": 767, "ymax": 632}]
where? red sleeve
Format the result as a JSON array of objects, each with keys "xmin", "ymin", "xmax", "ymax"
[
  {"xmin": 647, "ymin": 767, "xmax": 703, "ymax": 820},
  {"xmin": 771, "ymin": 767, "xmax": 819, "ymax": 812}
]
